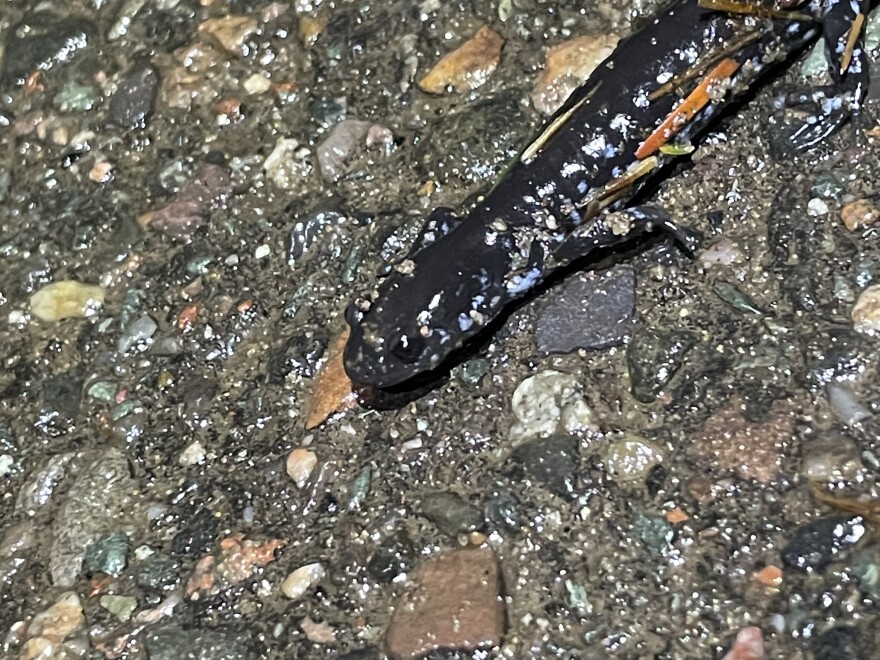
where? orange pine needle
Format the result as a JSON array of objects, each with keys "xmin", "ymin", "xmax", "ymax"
[{"xmin": 635, "ymin": 57, "xmax": 740, "ymax": 159}]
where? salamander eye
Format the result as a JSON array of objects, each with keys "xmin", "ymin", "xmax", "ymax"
[{"xmin": 391, "ymin": 332, "xmax": 426, "ymax": 363}]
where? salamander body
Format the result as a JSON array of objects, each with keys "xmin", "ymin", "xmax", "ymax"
[{"xmin": 344, "ymin": 0, "xmax": 871, "ymax": 389}]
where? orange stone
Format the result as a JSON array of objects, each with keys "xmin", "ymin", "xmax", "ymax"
[{"xmin": 385, "ymin": 546, "xmax": 505, "ymax": 659}]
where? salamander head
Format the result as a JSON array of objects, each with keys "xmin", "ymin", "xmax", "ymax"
[
  {"xmin": 342, "ymin": 284, "xmax": 457, "ymax": 388},
  {"xmin": 343, "ymin": 256, "xmax": 509, "ymax": 388}
]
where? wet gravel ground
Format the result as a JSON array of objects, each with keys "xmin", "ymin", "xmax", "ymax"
[{"xmin": 5, "ymin": 0, "xmax": 880, "ymax": 658}]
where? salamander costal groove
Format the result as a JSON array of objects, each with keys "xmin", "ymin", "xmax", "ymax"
[{"xmin": 343, "ymin": 0, "xmax": 873, "ymax": 391}]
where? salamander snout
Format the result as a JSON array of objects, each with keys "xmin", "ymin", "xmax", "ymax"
[{"xmin": 343, "ymin": 304, "xmax": 446, "ymax": 388}]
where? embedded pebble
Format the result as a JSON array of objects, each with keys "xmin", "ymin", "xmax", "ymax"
[
  {"xmin": 347, "ymin": 465, "xmax": 372, "ymax": 510},
  {"xmin": 419, "ymin": 490, "xmax": 483, "ymax": 537},
  {"xmin": 0, "ymin": 520, "xmax": 35, "ymax": 581},
  {"xmin": 626, "ymin": 329, "xmax": 696, "ymax": 403},
  {"xmin": 84, "ymin": 531, "xmax": 130, "ymax": 577},
  {"xmin": 531, "ymin": 34, "xmax": 619, "ymax": 116},
  {"xmin": 49, "ymin": 448, "xmax": 137, "ymax": 587},
  {"xmin": 148, "ymin": 164, "xmax": 232, "ymax": 240},
  {"xmin": 385, "ymin": 546, "xmax": 504, "ymax": 660},
  {"xmin": 603, "ymin": 436, "xmax": 664, "ymax": 484},
  {"xmin": 807, "ymin": 198, "xmax": 829, "ymax": 216},
  {"xmin": 632, "ymin": 510, "xmax": 673, "ymax": 556},
  {"xmin": 418, "ymin": 26, "xmax": 503, "ymax": 94},
  {"xmin": 21, "ymin": 592, "xmax": 84, "ymax": 660},
  {"xmin": 54, "ymin": 80, "xmax": 97, "ymax": 111},
  {"xmin": 281, "ymin": 562, "xmax": 326, "ymax": 600},
  {"xmin": 367, "ymin": 531, "xmax": 415, "ymax": 584},
  {"xmin": 316, "ymin": 119, "xmax": 372, "ymax": 182},
  {"xmin": 136, "ymin": 553, "xmax": 180, "ymax": 592},
  {"xmin": 286, "ymin": 447, "xmax": 317, "ymax": 488},
  {"xmin": 509, "ymin": 371, "xmax": 593, "ymax": 442},
  {"xmin": 811, "ymin": 172, "xmax": 845, "ymax": 198},
  {"xmin": 2, "ymin": 14, "xmax": 95, "ymax": 87},
  {"xmin": 781, "ymin": 514, "xmax": 865, "ymax": 571},
  {"xmin": 700, "ymin": 237, "xmax": 744, "ymax": 267},
  {"xmin": 30, "ymin": 281, "xmax": 104, "ymax": 322},
  {"xmin": 198, "ymin": 15, "xmax": 258, "ymax": 56},
  {"xmin": 301, "ymin": 617, "xmax": 335, "ymax": 644},
  {"xmin": 827, "ymin": 383, "xmax": 872, "ymax": 426},
  {"xmin": 243, "ymin": 73, "xmax": 272, "ymax": 94},
  {"xmin": 107, "ymin": 64, "xmax": 159, "ymax": 129},
  {"xmin": 179, "ymin": 440, "xmax": 207, "ymax": 466},
  {"xmin": 171, "ymin": 508, "xmax": 219, "ymax": 555},
  {"xmin": 721, "ymin": 626, "xmax": 764, "ymax": 660},
  {"xmin": 100, "ymin": 594, "xmax": 138, "ymax": 622},
  {"xmin": 483, "ymin": 489, "xmax": 523, "ymax": 532},
  {"xmin": 264, "ymin": 137, "xmax": 311, "ymax": 189},
  {"xmin": 850, "ymin": 538, "xmax": 880, "ymax": 599},
  {"xmin": 801, "ymin": 433, "xmax": 863, "ymax": 482},
  {"xmin": 851, "ymin": 285, "xmax": 880, "ymax": 335},
  {"xmin": 840, "ymin": 198, "xmax": 880, "ymax": 232},
  {"xmin": 15, "ymin": 452, "xmax": 76, "ymax": 514},
  {"xmin": 510, "ymin": 435, "xmax": 579, "ymax": 500},
  {"xmin": 689, "ymin": 397, "xmax": 795, "ymax": 483},
  {"xmin": 810, "ymin": 625, "xmax": 870, "ymax": 659},
  {"xmin": 713, "ymin": 282, "xmax": 763, "ymax": 315},
  {"xmin": 535, "ymin": 265, "xmax": 635, "ymax": 354},
  {"xmin": 117, "ymin": 313, "xmax": 158, "ymax": 352}
]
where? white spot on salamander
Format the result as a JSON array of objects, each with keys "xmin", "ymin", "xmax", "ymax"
[
  {"xmin": 561, "ymin": 162, "xmax": 586, "ymax": 177},
  {"xmin": 582, "ymin": 134, "xmax": 608, "ymax": 158},
  {"xmin": 506, "ymin": 267, "xmax": 542, "ymax": 295}
]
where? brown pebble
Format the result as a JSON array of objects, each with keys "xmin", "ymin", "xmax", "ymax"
[
  {"xmin": 841, "ymin": 198, "xmax": 880, "ymax": 231},
  {"xmin": 418, "ymin": 26, "xmax": 503, "ymax": 94},
  {"xmin": 385, "ymin": 546, "xmax": 505, "ymax": 660},
  {"xmin": 852, "ymin": 284, "xmax": 880, "ymax": 335},
  {"xmin": 531, "ymin": 34, "xmax": 618, "ymax": 116}
]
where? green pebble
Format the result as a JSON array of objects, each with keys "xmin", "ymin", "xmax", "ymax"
[
  {"xmin": 100, "ymin": 594, "xmax": 138, "ymax": 622},
  {"xmin": 84, "ymin": 531, "xmax": 130, "ymax": 577}
]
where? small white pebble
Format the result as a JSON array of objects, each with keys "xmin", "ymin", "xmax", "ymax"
[
  {"xmin": 286, "ymin": 448, "xmax": 317, "ymax": 488},
  {"xmin": 0, "ymin": 454, "xmax": 14, "ymax": 477},
  {"xmin": 807, "ymin": 197, "xmax": 829, "ymax": 216},
  {"xmin": 7, "ymin": 310, "xmax": 27, "ymax": 326},
  {"xmin": 255, "ymin": 244, "xmax": 271, "ymax": 259},
  {"xmin": 401, "ymin": 438, "xmax": 423, "ymax": 451},
  {"xmin": 281, "ymin": 562, "xmax": 325, "ymax": 600},
  {"xmin": 179, "ymin": 440, "xmax": 206, "ymax": 466},
  {"xmin": 243, "ymin": 73, "xmax": 272, "ymax": 95},
  {"xmin": 146, "ymin": 503, "xmax": 167, "ymax": 521}
]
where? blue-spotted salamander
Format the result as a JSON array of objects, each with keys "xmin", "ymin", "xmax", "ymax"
[{"xmin": 344, "ymin": 0, "xmax": 872, "ymax": 389}]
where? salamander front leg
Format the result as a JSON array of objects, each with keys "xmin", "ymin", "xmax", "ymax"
[
  {"xmin": 772, "ymin": 0, "xmax": 871, "ymax": 155},
  {"xmin": 553, "ymin": 205, "xmax": 700, "ymax": 264}
]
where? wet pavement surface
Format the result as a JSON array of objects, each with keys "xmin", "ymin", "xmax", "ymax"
[{"xmin": 4, "ymin": 0, "xmax": 880, "ymax": 658}]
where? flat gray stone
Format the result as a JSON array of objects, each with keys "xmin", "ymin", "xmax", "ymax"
[{"xmin": 535, "ymin": 265, "xmax": 635, "ymax": 355}]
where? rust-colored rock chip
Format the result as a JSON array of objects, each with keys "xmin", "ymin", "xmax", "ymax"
[
  {"xmin": 688, "ymin": 396, "xmax": 797, "ymax": 484},
  {"xmin": 305, "ymin": 327, "xmax": 357, "ymax": 429},
  {"xmin": 385, "ymin": 546, "xmax": 506, "ymax": 660},
  {"xmin": 531, "ymin": 34, "xmax": 618, "ymax": 116},
  {"xmin": 841, "ymin": 198, "xmax": 880, "ymax": 232},
  {"xmin": 418, "ymin": 26, "xmax": 503, "ymax": 94},
  {"xmin": 148, "ymin": 163, "xmax": 232, "ymax": 240}
]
